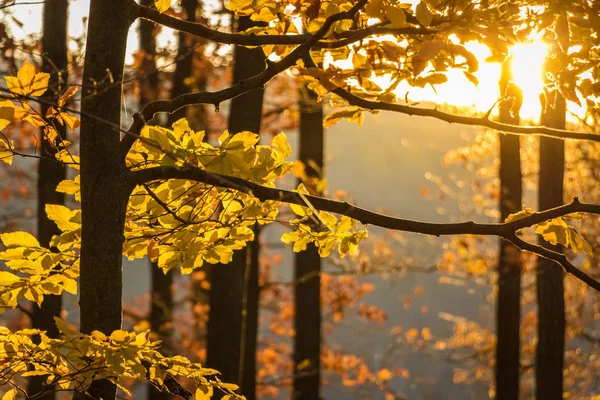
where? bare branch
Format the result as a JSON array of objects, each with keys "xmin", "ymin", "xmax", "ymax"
[
  {"xmin": 505, "ymin": 232, "xmax": 600, "ymax": 291},
  {"xmin": 132, "ymin": 1, "xmax": 436, "ymax": 49},
  {"xmin": 122, "ymin": 0, "xmax": 369, "ymax": 156},
  {"xmin": 331, "ymin": 86, "xmax": 600, "ymax": 143}
]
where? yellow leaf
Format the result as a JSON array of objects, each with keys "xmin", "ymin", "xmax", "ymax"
[
  {"xmin": 385, "ymin": 6, "xmax": 406, "ymax": 27},
  {"xmin": 195, "ymin": 387, "xmax": 213, "ymax": 400},
  {"xmin": 56, "ymin": 177, "xmax": 80, "ymax": 200},
  {"xmin": 58, "ymin": 86, "xmax": 78, "ymax": 107},
  {"xmin": 44, "ymin": 126, "xmax": 58, "ymax": 144},
  {"xmin": 365, "ymin": 0, "xmax": 384, "ymax": 19},
  {"xmin": 110, "ymin": 330, "xmax": 130, "ymax": 343},
  {"xmin": 171, "ymin": 118, "xmax": 192, "ymax": 139},
  {"xmin": 0, "ymin": 271, "xmax": 20, "ymax": 286},
  {"xmin": 6, "ymin": 60, "xmax": 50, "ymax": 96},
  {"xmin": 154, "ymin": 0, "xmax": 171, "ymax": 13},
  {"xmin": 504, "ymin": 208, "xmax": 534, "ymax": 223},
  {"xmin": 56, "ymin": 150, "xmax": 80, "ymax": 170},
  {"xmin": 0, "ymin": 137, "xmax": 13, "ymax": 165},
  {"xmin": 17, "ymin": 60, "xmax": 36, "ymax": 89},
  {"xmin": 30, "ymin": 72, "xmax": 50, "ymax": 97},
  {"xmin": 1, "ymin": 231, "xmax": 40, "ymax": 248},
  {"xmin": 59, "ymin": 112, "xmax": 80, "ymax": 131},
  {"xmin": 225, "ymin": 0, "xmax": 254, "ymax": 14},
  {"xmin": 62, "ymin": 278, "xmax": 77, "ymax": 295},
  {"xmin": 45, "ymin": 205, "xmax": 80, "ymax": 232},
  {"xmin": 0, "ymin": 101, "xmax": 14, "ymax": 131},
  {"xmin": 2, "ymin": 389, "xmax": 16, "ymax": 400},
  {"xmin": 92, "ymin": 331, "xmax": 107, "ymax": 341},
  {"xmin": 415, "ymin": 1, "xmax": 433, "ymax": 27}
]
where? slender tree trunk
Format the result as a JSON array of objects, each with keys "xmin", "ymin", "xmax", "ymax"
[
  {"xmin": 535, "ymin": 91, "xmax": 566, "ymax": 400},
  {"xmin": 170, "ymin": 0, "xmax": 197, "ymax": 125},
  {"xmin": 78, "ymin": 0, "xmax": 132, "ymax": 398},
  {"xmin": 137, "ymin": 3, "xmax": 176, "ymax": 399},
  {"xmin": 28, "ymin": 1, "xmax": 68, "ymax": 398},
  {"xmin": 293, "ymin": 87, "xmax": 323, "ymax": 400},
  {"xmin": 206, "ymin": 16, "xmax": 264, "ymax": 400},
  {"xmin": 495, "ymin": 60, "xmax": 522, "ymax": 400},
  {"xmin": 166, "ymin": 0, "xmax": 212, "ymax": 349}
]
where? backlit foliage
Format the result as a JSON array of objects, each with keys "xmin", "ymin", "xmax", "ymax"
[
  {"xmin": 0, "ymin": 56, "xmax": 368, "ymax": 397},
  {"xmin": 1, "ymin": 0, "xmax": 600, "ymax": 397}
]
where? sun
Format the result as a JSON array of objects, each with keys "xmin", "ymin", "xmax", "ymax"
[
  {"xmin": 509, "ymin": 40, "xmax": 549, "ymax": 119},
  {"xmin": 378, "ymin": 36, "xmax": 550, "ymax": 121}
]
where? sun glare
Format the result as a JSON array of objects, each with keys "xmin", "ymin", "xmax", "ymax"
[
  {"xmin": 510, "ymin": 40, "xmax": 549, "ymax": 119},
  {"xmin": 384, "ymin": 37, "xmax": 550, "ymax": 121}
]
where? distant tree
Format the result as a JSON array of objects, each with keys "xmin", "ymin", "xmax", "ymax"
[
  {"xmin": 293, "ymin": 84, "xmax": 324, "ymax": 399},
  {"xmin": 495, "ymin": 58, "xmax": 523, "ymax": 400},
  {"xmin": 206, "ymin": 15, "xmax": 265, "ymax": 400},
  {"xmin": 28, "ymin": 1, "xmax": 69, "ymax": 398}
]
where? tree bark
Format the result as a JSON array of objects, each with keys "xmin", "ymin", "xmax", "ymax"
[
  {"xmin": 28, "ymin": 1, "xmax": 68, "ymax": 398},
  {"xmin": 206, "ymin": 16, "xmax": 265, "ymax": 400},
  {"xmin": 170, "ymin": 0, "xmax": 198, "ymax": 124},
  {"xmin": 293, "ymin": 87, "xmax": 324, "ymax": 400},
  {"xmin": 137, "ymin": 2, "xmax": 176, "ymax": 399},
  {"xmin": 535, "ymin": 91, "xmax": 566, "ymax": 400},
  {"xmin": 78, "ymin": 0, "xmax": 132, "ymax": 398},
  {"xmin": 495, "ymin": 60, "xmax": 522, "ymax": 400}
]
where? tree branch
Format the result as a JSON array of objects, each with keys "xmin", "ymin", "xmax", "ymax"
[
  {"xmin": 331, "ymin": 86, "xmax": 600, "ymax": 143},
  {"xmin": 125, "ymin": 165, "xmax": 600, "ymax": 290},
  {"xmin": 121, "ymin": 0, "xmax": 370, "ymax": 156},
  {"xmin": 505, "ymin": 232, "xmax": 600, "ymax": 291},
  {"xmin": 132, "ymin": 1, "xmax": 436, "ymax": 49}
]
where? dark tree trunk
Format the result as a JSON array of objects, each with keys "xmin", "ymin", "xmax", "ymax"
[
  {"xmin": 77, "ymin": 0, "xmax": 132, "ymax": 398},
  {"xmin": 495, "ymin": 60, "xmax": 522, "ymax": 400},
  {"xmin": 206, "ymin": 16, "xmax": 265, "ymax": 400},
  {"xmin": 535, "ymin": 92, "xmax": 566, "ymax": 400},
  {"xmin": 28, "ymin": 1, "xmax": 68, "ymax": 398},
  {"xmin": 293, "ymin": 88, "xmax": 324, "ymax": 400},
  {"xmin": 169, "ymin": 0, "xmax": 198, "ymax": 124},
  {"xmin": 137, "ymin": 3, "xmax": 177, "ymax": 399}
]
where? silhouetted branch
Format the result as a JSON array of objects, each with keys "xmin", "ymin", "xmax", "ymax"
[
  {"xmin": 132, "ymin": 1, "xmax": 436, "ymax": 49},
  {"xmin": 331, "ymin": 86, "xmax": 600, "ymax": 143},
  {"xmin": 122, "ymin": 0, "xmax": 369, "ymax": 156},
  {"xmin": 125, "ymin": 166, "xmax": 600, "ymax": 291}
]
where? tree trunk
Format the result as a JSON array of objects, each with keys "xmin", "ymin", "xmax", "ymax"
[
  {"xmin": 28, "ymin": 1, "xmax": 68, "ymax": 398},
  {"xmin": 495, "ymin": 60, "xmax": 522, "ymax": 400},
  {"xmin": 137, "ymin": 3, "xmax": 176, "ymax": 399},
  {"xmin": 169, "ymin": 0, "xmax": 198, "ymax": 125},
  {"xmin": 293, "ymin": 87, "xmax": 324, "ymax": 400},
  {"xmin": 206, "ymin": 16, "xmax": 264, "ymax": 400},
  {"xmin": 535, "ymin": 91, "xmax": 566, "ymax": 400},
  {"xmin": 78, "ymin": 0, "xmax": 132, "ymax": 398}
]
